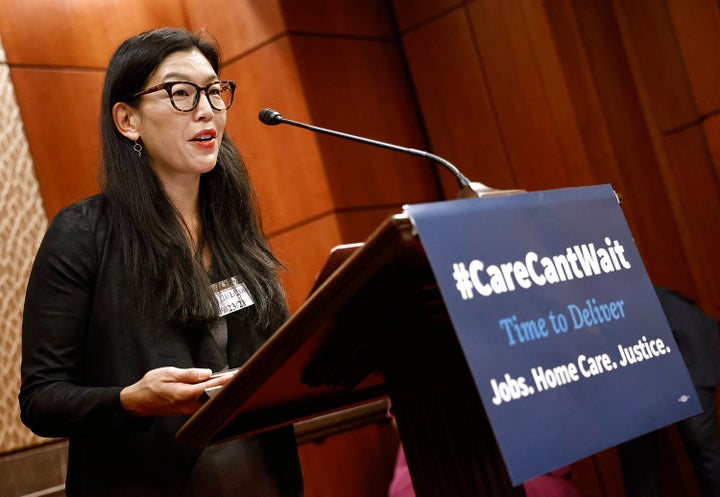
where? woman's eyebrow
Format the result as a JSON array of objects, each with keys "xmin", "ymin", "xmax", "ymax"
[{"xmin": 161, "ymin": 71, "xmax": 219, "ymax": 83}]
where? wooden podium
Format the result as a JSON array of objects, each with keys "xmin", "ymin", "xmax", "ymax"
[{"xmin": 177, "ymin": 212, "xmax": 526, "ymax": 497}]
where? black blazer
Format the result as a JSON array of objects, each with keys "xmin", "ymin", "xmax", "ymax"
[{"xmin": 19, "ymin": 195, "xmax": 302, "ymax": 497}]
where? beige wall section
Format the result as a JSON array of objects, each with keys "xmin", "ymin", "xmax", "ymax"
[{"xmin": 0, "ymin": 33, "xmax": 49, "ymax": 453}]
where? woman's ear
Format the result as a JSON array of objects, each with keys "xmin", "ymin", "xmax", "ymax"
[{"xmin": 112, "ymin": 102, "xmax": 140, "ymax": 141}]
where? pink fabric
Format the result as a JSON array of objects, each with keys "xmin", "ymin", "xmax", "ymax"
[
  {"xmin": 388, "ymin": 444, "xmax": 414, "ymax": 497},
  {"xmin": 523, "ymin": 466, "xmax": 580, "ymax": 497},
  {"xmin": 388, "ymin": 445, "xmax": 580, "ymax": 497}
]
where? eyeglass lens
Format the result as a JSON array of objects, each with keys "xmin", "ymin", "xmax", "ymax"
[{"xmin": 170, "ymin": 82, "xmax": 233, "ymax": 111}]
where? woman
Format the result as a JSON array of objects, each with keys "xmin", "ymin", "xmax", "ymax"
[{"xmin": 19, "ymin": 27, "xmax": 303, "ymax": 497}]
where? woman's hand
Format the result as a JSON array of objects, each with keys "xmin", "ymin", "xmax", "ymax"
[{"xmin": 120, "ymin": 366, "xmax": 234, "ymax": 416}]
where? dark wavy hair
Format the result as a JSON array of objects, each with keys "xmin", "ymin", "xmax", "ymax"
[{"xmin": 99, "ymin": 27, "xmax": 287, "ymax": 329}]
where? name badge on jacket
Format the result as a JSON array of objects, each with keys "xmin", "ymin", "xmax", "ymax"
[{"xmin": 211, "ymin": 276, "xmax": 254, "ymax": 317}]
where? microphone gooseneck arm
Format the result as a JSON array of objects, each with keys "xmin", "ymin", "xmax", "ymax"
[{"xmin": 258, "ymin": 108, "xmax": 471, "ymax": 189}]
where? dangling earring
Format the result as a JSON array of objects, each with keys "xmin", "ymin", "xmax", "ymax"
[{"xmin": 133, "ymin": 139, "xmax": 143, "ymax": 158}]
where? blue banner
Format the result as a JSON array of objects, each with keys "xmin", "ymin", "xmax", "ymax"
[{"xmin": 404, "ymin": 184, "xmax": 700, "ymax": 484}]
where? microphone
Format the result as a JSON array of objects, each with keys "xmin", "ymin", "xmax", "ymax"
[{"xmin": 258, "ymin": 108, "xmax": 472, "ymax": 190}]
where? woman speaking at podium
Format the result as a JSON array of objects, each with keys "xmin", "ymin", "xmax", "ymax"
[{"xmin": 19, "ymin": 27, "xmax": 303, "ymax": 497}]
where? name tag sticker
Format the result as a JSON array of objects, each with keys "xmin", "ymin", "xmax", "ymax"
[{"xmin": 211, "ymin": 276, "xmax": 254, "ymax": 317}]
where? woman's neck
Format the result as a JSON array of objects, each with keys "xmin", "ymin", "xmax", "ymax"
[{"xmin": 160, "ymin": 174, "xmax": 210, "ymax": 268}]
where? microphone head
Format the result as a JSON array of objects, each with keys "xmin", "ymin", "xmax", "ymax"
[{"xmin": 258, "ymin": 108, "xmax": 282, "ymax": 125}]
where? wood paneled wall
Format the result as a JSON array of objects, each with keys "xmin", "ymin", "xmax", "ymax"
[
  {"xmin": 0, "ymin": 0, "xmax": 440, "ymax": 312},
  {"xmin": 392, "ymin": 3, "xmax": 720, "ymax": 494},
  {"xmin": 395, "ymin": 0, "xmax": 720, "ymax": 319},
  {"xmin": 1, "ymin": 0, "xmax": 719, "ymax": 496},
  {"xmin": 0, "ymin": 1, "xmax": 436, "ymax": 495},
  {"xmin": 5, "ymin": 0, "xmax": 715, "ymax": 312}
]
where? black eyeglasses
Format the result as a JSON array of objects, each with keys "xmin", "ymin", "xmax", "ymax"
[{"xmin": 131, "ymin": 80, "xmax": 236, "ymax": 112}]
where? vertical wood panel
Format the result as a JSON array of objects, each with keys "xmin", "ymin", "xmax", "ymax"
[
  {"xmin": 401, "ymin": 8, "xmax": 514, "ymax": 197},
  {"xmin": 220, "ymin": 38, "xmax": 334, "ymax": 235},
  {"xmin": 706, "ymin": 113, "xmax": 720, "ymax": 178},
  {"xmin": 541, "ymin": 1, "xmax": 623, "ymax": 185},
  {"xmin": 297, "ymin": 420, "xmax": 399, "ymax": 497},
  {"xmin": 467, "ymin": 0, "xmax": 572, "ymax": 191},
  {"xmin": 611, "ymin": 0, "xmax": 698, "ymax": 131},
  {"xmin": 281, "ymin": 0, "xmax": 395, "ymax": 37},
  {"xmin": 270, "ymin": 213, "xmax": 343, "ymax": 310},
  {"xmin": 10, "ymin": 69, "xmax": 103, "ymax": 217},
  {"xmin": 290, "ymin": 36, "xmax": 440, "ymax": 207},
  {"xmin": 666, "ymin": 0, "xmax": 720, "ymax": 116},
  {"xmin": 0, "ymin": 0, "xmax": 186, "ymax": 67},
  {"xmin": 270, "ymin": 209, "xmax": 401, "ymax": 312},
  {"xmin": 568, "ymin": 0, "xmax": 695, "ymax": 294},
  {"xmin": 184, "ymin": 0, "xmax": 286, "ymax": 62},
  {"xmin": 520, "ymin": 0, "xmax": 600, "ymax": 188}
]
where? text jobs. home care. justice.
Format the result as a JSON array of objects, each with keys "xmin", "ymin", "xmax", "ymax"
[
  {"xmin": 481, "ymin": 238, "xmax": 669, "ymax": 406},
  {"xmin": 404, "ymin": 184, "xmax": 700, "ymax": 485}
]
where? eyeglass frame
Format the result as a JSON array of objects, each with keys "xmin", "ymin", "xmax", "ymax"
[{"xmin": 130, "ymin": 80, "xmax": 236, "ymax": 112}]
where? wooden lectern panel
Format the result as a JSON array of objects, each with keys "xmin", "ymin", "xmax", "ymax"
[{"xmin": 177, "ymin": 214, "xmax": 425, "ymax": 445}]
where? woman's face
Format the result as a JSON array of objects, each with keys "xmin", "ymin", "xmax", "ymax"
[{"xmin": 133, "ymin": 49, "xmax": 227, "ymax": 186}]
